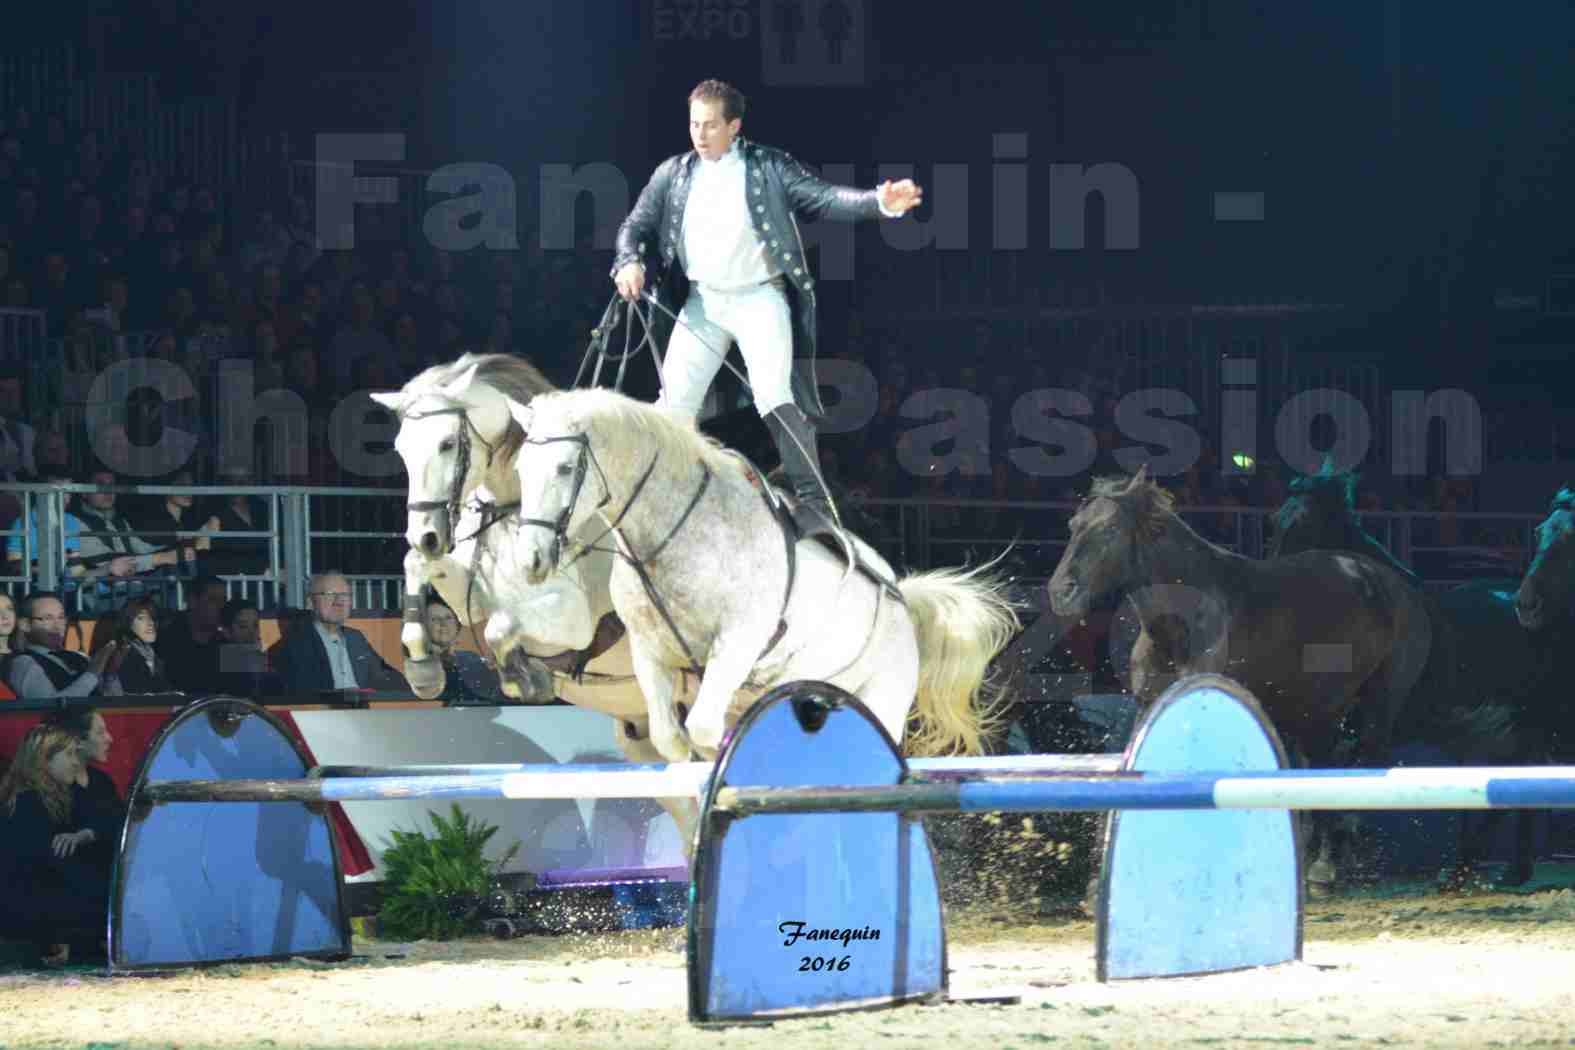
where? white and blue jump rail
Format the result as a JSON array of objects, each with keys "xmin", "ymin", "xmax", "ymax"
[{"xmin": 117, "ymin": 676, "xmax": 1575, "ymax": 1025}]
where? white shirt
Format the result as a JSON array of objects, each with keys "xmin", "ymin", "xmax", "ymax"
[
  {"xmin": 314, "ymin": 622, "xmax": 360, "ymax": 689},
  {"xmin": 681, "ymin": 141, "xmax": 779, "ymax": 291}
]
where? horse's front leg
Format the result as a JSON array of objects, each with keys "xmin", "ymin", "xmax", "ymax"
[
  {"xmin": 628, "ymin": 633, "xmax": 693, "ymax": 763},
  {"xmin": 684, "ymin": 632, "xmax": 761, "ymax": 759},
  {"xmin": 615, "ymin": 718, "xmax": 700, "ymax": 864},
  {"xmin": 401, "ymin": 549, "xmax": 447, "ymax": 700}
]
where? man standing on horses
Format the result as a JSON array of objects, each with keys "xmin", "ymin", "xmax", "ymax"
[{"xmin": 612, "ymin": 78, "xmax": 923, "ymax": 536}]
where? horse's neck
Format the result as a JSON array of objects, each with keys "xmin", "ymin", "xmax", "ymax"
[
  {"xmin": 1128, "ymin": 515, "xmax": 1245, "ymax": 623},
  {"xmin": 598, "ymin": 445, "xmax": 702, "ymax": 555}
]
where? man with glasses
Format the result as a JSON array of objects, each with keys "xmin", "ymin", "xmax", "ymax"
[
  {"xmin": 7, "ymin": 592, "xmax": 119, "ymax": 699},
  {"xmin": 273, "ymin": 571, "xmax": 406, "ymax": 695}
]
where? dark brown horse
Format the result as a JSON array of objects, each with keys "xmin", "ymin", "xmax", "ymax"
[
  {"xmin": 1049, "ymin": 466, "xmax": 1434, "ymax": 888},
  {"xmin": 1516, "ymin": 486, "xmax": 1575, "ymax": 630},
  {"xmin": 1270, "ymin": 466, "xmax": 1569, "ymax": 887}
]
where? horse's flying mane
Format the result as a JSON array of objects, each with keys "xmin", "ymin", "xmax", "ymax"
[
  {"xmin": 1077, "ymin": 471, "xmax": 1176, "ymax": 537},
  {"xmin": 404, "ymin": 352, "xmax": 558, "ymax": 410},
  {"xmin": 528, "ymin": 387, "xmax": 736, "ymax": 476},
  {"xmin": 400, "ymin": 352, "xmax": 559, "ymax": 464}
]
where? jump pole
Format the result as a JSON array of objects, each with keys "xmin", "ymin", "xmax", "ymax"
[
  {"xmin": 712, "ymin": 766, "xmax": 1575, "ymax": 816},
  {"xmin": 139, "ymin": 754, "xmax": 1127, "ymax": 804},
  {"xmin": 138, "ymin": 763, "xmax": 1575, "ymax": 809}
]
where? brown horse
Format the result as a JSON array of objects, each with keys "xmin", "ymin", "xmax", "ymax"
[
  {"xmin": 1268, "ymin": 465, "xmax": 1570, "ymax": 887},
  {"xmin": 1048, "ymin": 466, "xmax": 1434, "ymax": 887}
]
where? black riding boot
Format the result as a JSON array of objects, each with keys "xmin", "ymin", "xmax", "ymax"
[{"xmin": 765, "ymin": 404, "xmax": 840, "ymax": 537}]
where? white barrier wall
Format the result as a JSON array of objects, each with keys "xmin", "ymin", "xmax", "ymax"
[{"xmin": 289, "ymin": 706, "xmax": 686, "ymax": 882}]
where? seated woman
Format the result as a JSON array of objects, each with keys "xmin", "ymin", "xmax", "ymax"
[
  {"xmin": 0, "ymin": 724, "xmax": 116, "ymax": 965},
  {"xmin": 42, "ymin": 705, "xmax": 125, "ymax": 868},
  {"xmin": 425, "ymin": 597, "xmax": 504, "ymax": 705},
  {"xmin": 90, "ymin": 598, "xmax": 174, "ymax": 693}
]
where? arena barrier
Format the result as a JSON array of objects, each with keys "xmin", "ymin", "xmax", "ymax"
[{"xmin": 116, "ymin": 675, "xmax": 1575, "ymax": 1025}]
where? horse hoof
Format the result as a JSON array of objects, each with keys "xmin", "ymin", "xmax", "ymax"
[
  {"xmin": 499, "ymin": 651, "xmax": 555, "ymax": 704},
  {"xmin": 404, "ymin": 658, "xmax": 446, "ymax": 700}
]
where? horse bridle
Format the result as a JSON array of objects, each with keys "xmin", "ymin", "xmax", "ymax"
[
  {"xmin": 401, "ymin": 402, "xmax": 518, "ymax": 654},
  {"xmin": 514, "ymin": 431, "xmax": 612, "ymax": 573},
  {"xmin": 402, "ymin": 403, "xmax": 510, "ymax": 554},
  {"xmin": 516, "ymin": 426, "xmax": 717, "ymax": 675}
]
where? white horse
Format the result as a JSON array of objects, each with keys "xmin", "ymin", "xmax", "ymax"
[
  {"xmin": 497, "ymin": 386, "xmax": 1022, "ymax": 763},
  {"xmin": 371, "ymin": 353, "xmax": 751, "ymax": 856}
]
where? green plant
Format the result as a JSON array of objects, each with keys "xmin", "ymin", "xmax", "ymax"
[{"xmin": 376, "ymin": 804, "xmax": 521, "ymax": 941}]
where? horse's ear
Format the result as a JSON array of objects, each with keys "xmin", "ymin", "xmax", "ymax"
[
  {"xmin": 504, "ymin": 396, "xmax": 533, "ymax": 432},
  {"xmin": 440, "ymin": 362, "xmax": 482, "ymax": 401},
  {"xmin": 368, "ymin": 391, "xmax": 405, "ymax": 413}
]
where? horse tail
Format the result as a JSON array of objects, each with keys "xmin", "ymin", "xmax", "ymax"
[{"xmin": 896, "ymin": 559, "xmax": 1022, "ymax": 757}]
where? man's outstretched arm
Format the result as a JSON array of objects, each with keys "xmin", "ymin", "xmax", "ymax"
[{"xmin": 780, "ymin": 153, "xmax": 923, "ymax": 223}]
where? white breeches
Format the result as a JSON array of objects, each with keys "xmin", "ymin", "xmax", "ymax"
[{"xmin": 656, "ymin": 280, "xmax": 795, "ymax": 421}]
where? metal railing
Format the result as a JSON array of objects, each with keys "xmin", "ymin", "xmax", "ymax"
[
  {"xmin": 0, "ymin": 482, "xmax": 1542, "ymax": 617},
  {"xmin": 0, "ymin": 482, "xmax": 406, "ymax": 614}
]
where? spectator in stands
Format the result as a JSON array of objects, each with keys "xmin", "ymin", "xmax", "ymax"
[
  {"xmin": 214, "ymin": 598, "xmax": 283, "ymax": 697},
  {"xmin": 73, "ymin": 468, "xmax": 198, "ymax": 612},
  {"xmin": 0, "ymin": 592, "xmax": 16, "ymax": 658},
  {"xmin": 329, "ymin": 280, "xmax": 394, "ymax": 393},
  {"xmin": 7, "ymin": 592, "xmax": 117, "ymax": 700},
  {"xmin": 32, "ymin": 426, "xmax": 70, "ymax": 478},
  {"xmin": 204, "ymin": 465, "xmax": 272, "ymax": 576},
  {"xmin": 272, "ymin": 571, "xmax": 406, "ymax": 694},
  {"xmin": 0, "ymin": 723, "xmax": 114, "ymax": 965},
  {"xmin": 40, "ymin": 705, "xmax": 124, "ymax": 872},
  {"xmin": 90, "ymin": 598, "xmax": 173, "ymax": 694},
  {"xmin": 6, "ymin": 467, "xmax": 84, "ymax": 574},
  {"xmin": 424, "ymin": 596, "xmax": 500, "ymax": 705},
  {"xmin": 249, "ymin": 318, "xmax": 286, "ymax": 392},
  {"xmin": 0, "ymin": 366, "xmax": 36, "ymax": 483},
  {"xmin": 155, "ymin": 574, "xmax": 227, "ymax": 694},
  {"xmin": 129, "ymin": 468, "xmax": 220, "ymax": 569}
]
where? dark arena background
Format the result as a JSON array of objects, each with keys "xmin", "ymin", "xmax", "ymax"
[{"xmin": 2, "ymin": 2, "xmax": 1575, "ymax": 1047}]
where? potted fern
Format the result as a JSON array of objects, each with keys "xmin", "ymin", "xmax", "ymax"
[{"xmin": 376, "ymin": 804, "xmax": 521, "ymax": 941}]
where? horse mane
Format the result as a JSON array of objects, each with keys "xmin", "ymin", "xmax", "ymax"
[
  {"xmin": 1079, "ymin": 472, "xmax": 1175, "ymax": 538},
  {"xmin": 402, "ymin": 352, "xmax": 559, "ymax": 464},
  {"xmin": 532, "ymin": 387, "xmax": 736, "ymax": 477}
]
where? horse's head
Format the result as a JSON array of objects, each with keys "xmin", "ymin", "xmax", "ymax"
[
  {"xmin": 1270, "ymin": 456, "xmax": 1358, "ymax": 558},
  {"xmin": 506, "ymin": 393, "xmax": 605, "ymax": 585},
  {"xmin": 1049, "ymin": 464, "xmax": 1166, "ymax": 617},
  {"xmin": 1517, "ymin": 486, "xmax": 1575, "ymax": 629},
  {"xmin": 372, "ymin": 354, "xmax": 551, "ymax": 559}
]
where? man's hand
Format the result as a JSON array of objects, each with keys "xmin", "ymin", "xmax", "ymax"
[
  {"xmin": 614, "ymin": 262, "xmax": 645, "ymax": 303},
  {"xmin": 195, "ymin": 516, "xmax": 220, "ymax": 552},
  {"xmin": 52, "ymin": 829, "xmax": 94, "ymax": 858},
  {"xmin": 878, "ymin": 178, "xmax": 924, "ymax": 216}
]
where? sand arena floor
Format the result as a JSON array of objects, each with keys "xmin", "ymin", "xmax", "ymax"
[{"xmin": 3, "ymin": 880, "xmax": 1575, "ymax": 1050}]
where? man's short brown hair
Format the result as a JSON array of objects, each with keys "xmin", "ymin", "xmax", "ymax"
[{"xmin": 689, "ymin": 79, "xmax": 746, "ymax": 122}]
